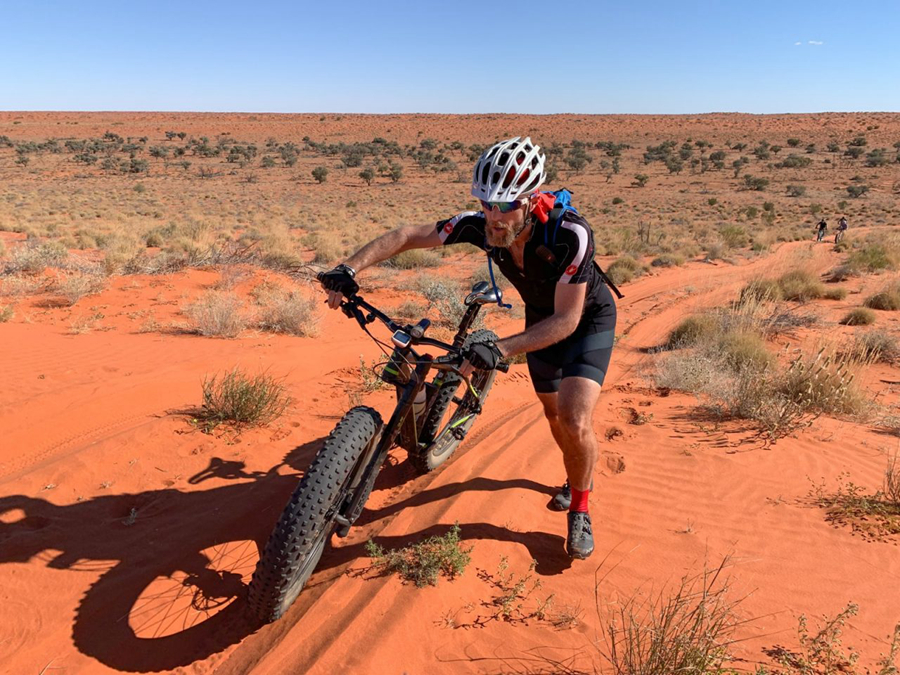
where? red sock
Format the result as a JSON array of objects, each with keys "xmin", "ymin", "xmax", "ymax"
[{"xmin": 569, "ymin": 486, "xmax": 590, "ymax": 513}]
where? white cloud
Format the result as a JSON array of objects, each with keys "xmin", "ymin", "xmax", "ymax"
[
  {"xmin": 809, "ymin": 40, "xmax": 824, "ymax": 45},
  {"xmin": 795, "ymin": 41, "xmax": 802, "ymax": 45}
]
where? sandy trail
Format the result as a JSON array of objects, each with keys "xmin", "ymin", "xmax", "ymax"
[{"xmin": 2, "ymin": 237, "xmax": 898, "ymax": 674}]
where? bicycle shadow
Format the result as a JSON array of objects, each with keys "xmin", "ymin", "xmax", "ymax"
[{"xmin": 0, "ymin": 441, "xmax": 567, "ymax": 672}]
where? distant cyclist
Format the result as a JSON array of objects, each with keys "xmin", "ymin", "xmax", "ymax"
[
  {"xmin": 835, "ymin": 216, "xmax": 848, "ymax": 244},
  {"xmin": 816, "ymin": 218, "xmax": 828, "ymax": 243}
]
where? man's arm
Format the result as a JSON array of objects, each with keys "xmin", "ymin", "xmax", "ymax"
[
  {"xmin": 344, "ymin": 223, "xmax": 442, "ymax": 273},
  {"xmin": 496, "ymin": 283, "xmax": 587, "ymax": 357}
]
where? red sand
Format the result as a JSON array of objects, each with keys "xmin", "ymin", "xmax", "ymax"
[{"xmin": 1, "ymin": 113, "xmax": 899, "ymax": 674}]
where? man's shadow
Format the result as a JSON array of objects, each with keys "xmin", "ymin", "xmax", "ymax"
[{"xmin": 1, "ymin": 439, "xmax": 565, "ymax": 672}]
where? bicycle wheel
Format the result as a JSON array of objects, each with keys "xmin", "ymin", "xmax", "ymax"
[
  {"xmin": 409, "ymin": 329, "xmax": 498, "ymax": 474},
  {"xmin": 247, "ymin": 406, "xmax": 383, "ymax": 623}
]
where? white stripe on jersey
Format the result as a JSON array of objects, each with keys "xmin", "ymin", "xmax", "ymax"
[
  {"xmin": 559, "ymin": 220, "xmax": 589, "ymax": 283},
  {"xmin": 438, "ymin": 211, "xmax": 481, "ymax": 243}
]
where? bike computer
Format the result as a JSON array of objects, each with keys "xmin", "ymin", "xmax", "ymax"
[{"xmin": 391, "ymin": 330, "xmax": 412, "ymax": 348}]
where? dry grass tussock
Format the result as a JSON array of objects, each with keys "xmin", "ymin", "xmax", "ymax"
[
  {"xmin": 660, "ymin": 300, "xmax": 871, "ymax": 438},
  {"xmin": 742, "ymin": 270, "xmax": 845, "ymax": 304},
  {"xmin": 183, "ymin": 291, "xmax": 249, "ymax": 338},
  {"xmin": 598, "ymin": 557, "xmax": 745, "ymax": 674},
  {"xmin": 864, "ymin": 281, "xmax": 900, "ymax": 311},
  {"xmin": 840, "ymin": 307, "xmax": 876, "ymax": 326},
  {"xmin": 255, "ymin": 285, "xmax": 320, "ymax": 336}
]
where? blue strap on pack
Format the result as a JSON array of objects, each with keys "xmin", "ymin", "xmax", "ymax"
[{"xmin": 543, "ymin": 189, "xmax": 577, "ymax": 247}]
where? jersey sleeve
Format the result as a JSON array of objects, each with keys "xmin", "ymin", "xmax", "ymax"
[
  {"xmin": 435, "ymin": 211, "xmax": 486, "ymax": 250},
  {"xmin": 555, "ymin": 216, "xmax": 595, "ymax": 284}
]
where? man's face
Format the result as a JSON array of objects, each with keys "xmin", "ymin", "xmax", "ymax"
[{"xmin": 482, "ymin": 199, "xmax": 530, "ymax": 248}]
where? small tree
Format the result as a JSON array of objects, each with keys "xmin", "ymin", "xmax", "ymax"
[
  {"xmin": 312, "ymin": 166, "xmax": 329, "ymax": 183},
  {"xmin": 261, "ymin": 156, "xmax": 276, "ymax": 169},
  {"xmin": 847, "ymin": 184, "xmax": 869, "ymax": 198},
  {"xmin": 787, "ymin": 138, "xmax": 801, "ymax": 147},
  {"xmin": 388, "ymin": 162, "xmax": 403, "ymax": 183},
  {"xmin": 632, "ymin": 174, "xmax": 649, "ymax": 188},
  {"xmin": 359, "ymin": 167, "xmax": 375, "ymax": 185}
]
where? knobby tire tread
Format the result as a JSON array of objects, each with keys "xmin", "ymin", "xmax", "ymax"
[{"xmin": 248, "ymin": 405, "xmax": 382, "ymax": 623}]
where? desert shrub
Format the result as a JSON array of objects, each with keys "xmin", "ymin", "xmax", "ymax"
[
  {"xmin": 864, "ymin": 284, "xmax": 900, "ymax": 311},
  {"xmin": 743, "ymin": 175, "xmax": 769, "ymax": 191},
  {"xmin": 390, "ymin": 299, "xmax": 428, "ymax": 322},
  {"xmin": 866, "ymin": 148, "xmax": 890, "ymax": 167},
  {"xmin": 183, "ymin": 291, "xmax": 248, "ymax": 337},
  {"xmin": 786, "ymin": 184, "xmax": 807, "ymax": 197},
  {"xmin": 886, "ymin": 455, "xmax": 900, "ymax": 505},
  {"xmin": 840, "ymin": 307, "xmax": 875, "ymax": 326},
  {"xmin": 365, "ymin": 523, "xmax": 472, "ymax": 587},
  {"xmin": 611, "ymin": 196, "xmax": 624, "ymax": 205},
  {"xmin": 650, "ymin": 253, "xmax": 685, "ymax": 267},
  {"xmin": 256, "ymin": 287, "xmax": 319, "ymax": 336},
  {"xmin": 194, "ymin": 368, "xmax": 291, "ymax": 430},
  {"xmin": 667, "ymin": 315, "xmax": 718, "ymax": 348},
  {"xmin": 632, "ymin": 173, "xmax": 649, "ymax": 188},
  {"xmin": 606, "ymin": 256, "xmax": 646, "ymax": 285},
  {"xmin": 4, "ymin": 241, "xmax": 69, "ymax": 274},
  {"xmin": 58, "ymin": 273, "xmax": 106, "ymax": 306},
  {"xmin": 846, "ymin": 184, "xmax": 869, "ymax": 199},
  {"xmin": 777, "ymin": 154, "xmax": 813, "ymax": 169},
  {"xmin": 778, "ymin": 270, "xmax": 826, "ymax": 301},
  {"xmin": 741, "ymin": 278, "xmax": 784, "ymax": 303},
  {"xmin": 852, "ymin": 329, "xmax": 899, "ymax": 363},
  {"xmin": 600, "ymin": 559, "xmax": 740, "ymax": 675},
  {"xmin": 0, "ymin": 305, "xmax": 13, "ymax": 322},
  {"xmin": 719, "ymin": 224, "xmax": 748, "ymax": 248},
  {"xmin": 312, "ymin": 166, "xmax": 328, "ymax": 183},
  {"xmin": 382, "ymin": 248, "xmax": 441, "ymax": 269},
  {"xmin": 417, "ymin": 275, "xmax": 470, "ymax": 328}
]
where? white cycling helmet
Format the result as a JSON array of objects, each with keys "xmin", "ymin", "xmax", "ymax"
[{"xmin": 471, "ymin": 136, "xmax": 546, "ymax": 203}]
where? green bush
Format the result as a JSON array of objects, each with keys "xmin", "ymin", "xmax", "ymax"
[
  {"xmin": 632, "ymin": 174, "xmax": 649, "ymax": 188},
  {"xmin": 365, "ymin": 523, "xmax": 472, "ymax": 587},
  {"xmin": 743, "ymin": 175, "xmax": 769, "ymax": 191},
  {"xmin": 359, "ymin": 167, "xmax": 375, "ymax": 185},
  {"xmin": 776, "ymin": 154, "xmax": 812, "ymax": 169},
  {"xmin": 840, "ymin": 307, "xmax": 876, "ymax": 326},
  {"xmin": 312, "ymin": 166, "xmax": 329, "ymax": 183},
  {"xmin": 786, "ymin": 184, "xmax": 807, "ymax": 197},
  {"xmin": 719, "ymin": 331, "xmax": 774, "ymax": 371},
  {"xmin": 194, "ymin": 368, "xmax": 291, "ymax": 431},
  {"xmin": 847, "ymin": 184, "xmax": 869, "ymax": 198},
  {"xmin": 822, "ymin": 286, "xmax": 848, "ymax": 300}
]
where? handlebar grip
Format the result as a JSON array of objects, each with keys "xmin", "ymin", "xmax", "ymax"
[
  {"xmin": 498, "ymin": 362, "xmax": 510, "ymax": 373},
  {"xmin": 316, "ymin": 272, "xmax": 325, "ymax": 282}
]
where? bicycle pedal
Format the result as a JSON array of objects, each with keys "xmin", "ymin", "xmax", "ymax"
[{"xmin": 334, "ymin": 523, "xmax": 350, "ymax": 538}]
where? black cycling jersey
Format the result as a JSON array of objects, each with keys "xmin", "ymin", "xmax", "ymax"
[
  {"xmin": 435, "ymin": 210, "xmax": 608, "ymax": 320},
  {"xmin": 435, "ymin": 209, "xmax": 617, "ymax": 391}
]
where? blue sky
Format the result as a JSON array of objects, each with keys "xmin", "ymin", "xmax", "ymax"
[{"xmin": 1, "ymin": 0, "xmax": 897, "ymax": 113}]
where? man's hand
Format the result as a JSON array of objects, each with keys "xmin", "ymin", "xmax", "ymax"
[
  {"xmin": 464, "ymin": 342, "xmax": 504, "ymax": 371},
  {"xmin": 320, "ymin": 265, "xmax": 359, "ymax": 310}
]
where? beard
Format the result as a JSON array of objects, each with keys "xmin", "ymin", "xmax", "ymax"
[{"xmin": 485, "ymin": 219, "xmax": 527, "ymax": 248}]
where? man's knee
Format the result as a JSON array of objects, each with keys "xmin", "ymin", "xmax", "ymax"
[{"xmin": 559, "ymin": 408, "xmax": 593, "ymax": 441}]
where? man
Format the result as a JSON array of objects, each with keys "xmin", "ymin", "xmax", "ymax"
[
  {"xmin": 319, "ymin": 137, "xmax": 617, "ymax": 559},
  {"xmin": 816, "ymin": 218, "xmax": 828, "ymax": 242}
]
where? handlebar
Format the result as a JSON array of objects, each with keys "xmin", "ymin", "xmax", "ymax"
[{"xmin": 317, "ymin": 272, "xmax": 510, "ymax": 374}]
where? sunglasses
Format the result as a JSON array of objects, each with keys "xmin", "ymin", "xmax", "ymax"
[{"xmin": 480, "ymin": 198, "xmax": 527, "ymax": 213}]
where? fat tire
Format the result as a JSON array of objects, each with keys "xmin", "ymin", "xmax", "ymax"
[
  {"xmin": 247, "ymin": 405, "xmax": 383, "ymax": 623},
  {"xmin": 410, "ymin": 329, "xmax": 498, "ymax": 474}
]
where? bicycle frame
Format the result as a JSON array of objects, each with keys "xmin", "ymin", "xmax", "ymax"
[{"xmin": 329, "ymin": 292, "xmax": 504, "ymax": 535}]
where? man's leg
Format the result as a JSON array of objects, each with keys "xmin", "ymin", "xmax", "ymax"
[{"xmin": 555, "ymin": 376, "xmax": 602, "ymax": 491}]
